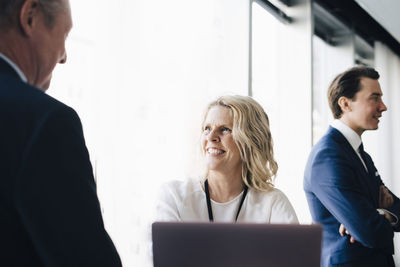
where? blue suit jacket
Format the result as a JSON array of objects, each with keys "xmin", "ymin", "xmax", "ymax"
[
  {"xmin": 0, "ymin": 58, "xmax": 122, "ymax": 266},
  {"xmin": 304, "ymin": 126, "xmax": 400, "ymax": 267}
]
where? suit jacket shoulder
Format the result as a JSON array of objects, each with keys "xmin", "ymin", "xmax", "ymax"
[
  {"xmin": 0, "ymin": 61, "xmax": 122, "ymax": 267},
  {"xmin": 306, "ymin": 127, "xmax": 365, "ymax": 188}
]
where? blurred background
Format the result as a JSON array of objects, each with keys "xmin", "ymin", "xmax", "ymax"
[{"xmin": 48, "ymin": 0, "xmax": 400, "ymax": 265}]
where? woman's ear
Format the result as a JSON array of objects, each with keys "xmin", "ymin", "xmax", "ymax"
[
  {"xmin": 338, "ymin": 96, "xmax": 352, "ymax": 114},
  {"xmin": 19, "ymin": 0, "xmax": 40, "ymax": 36}
]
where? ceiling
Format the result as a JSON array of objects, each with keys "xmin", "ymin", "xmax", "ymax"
[{"xmin": 354, "ymin": 0, "xmax": 400, "ymax": 43}]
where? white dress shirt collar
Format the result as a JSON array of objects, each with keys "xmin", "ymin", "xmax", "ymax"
[
  {"xmin": 331, "ymin": 119, "xmax": 362, "ymax": 152},
  {"xmin": 0, "ymin": 53, "xmax": 28, "ymax": 83}
]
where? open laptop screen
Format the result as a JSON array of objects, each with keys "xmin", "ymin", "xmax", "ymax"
[{"xmin": 152, "ymin": 222, "xmax": 322, "ymax": 267}]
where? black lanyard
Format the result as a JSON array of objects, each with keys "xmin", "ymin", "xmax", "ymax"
[{"xmin": 204, "ymin": 179, "xmax": 248, "ymax": 222}]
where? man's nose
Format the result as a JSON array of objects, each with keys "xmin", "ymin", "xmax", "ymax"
[
  {"xmin": 59, "ymin": 52, "xmax": 67, "ymax": 64},
  {"xmin": 380, "ymin": 100, "xmax": 388, "ymax": 112}
]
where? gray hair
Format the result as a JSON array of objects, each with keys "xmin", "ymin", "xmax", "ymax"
[{"xmin": 0, "ymin": 0, "xmax": 66, "ymax": 30}]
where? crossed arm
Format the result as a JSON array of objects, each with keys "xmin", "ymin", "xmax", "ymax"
[
  {"xmin": 340, "ymin": 185, "xmax": 398, "ymax": 243},
  {"xmin": 310, "ymin": 148, "xmax": 399, "ymax": 249}
]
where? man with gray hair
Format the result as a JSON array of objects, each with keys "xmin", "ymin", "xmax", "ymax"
[{"xmin": 0, "ymin": 0, "xmax": 122, "ymax": 266}]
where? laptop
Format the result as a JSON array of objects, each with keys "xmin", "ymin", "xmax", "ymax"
[{"xmin": 152, "ymin": 222, "xmax": 322, "ymax": 267}]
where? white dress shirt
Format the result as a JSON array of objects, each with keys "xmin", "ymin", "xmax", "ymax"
[{"xmin": 331, "ymin": 119, "xmax": 367, "ymax": 171}]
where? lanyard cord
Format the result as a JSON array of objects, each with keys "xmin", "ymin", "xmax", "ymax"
[{"xmin": 204, "ymin": 179, "xmax": 248, "ymax": 222}]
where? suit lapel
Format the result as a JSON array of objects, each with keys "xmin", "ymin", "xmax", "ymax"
[{"xmin": 329, "ymin": 127, "xmax": 379, "ymax": 207}]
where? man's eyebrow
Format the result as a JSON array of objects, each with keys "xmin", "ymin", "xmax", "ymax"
[{"xmin": 371, "ymin": 92, "xmax": 382, "ymax": 97}]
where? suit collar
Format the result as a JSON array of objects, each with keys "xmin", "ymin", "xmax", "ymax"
[
  {"xmin": 327, "ymin": 126, "xmax": 352, "ymax": 147},
  {"xmin": 0, "ymin": 53, "xmax": 27, "ymax": 82},
  {"xmin": 327, "ymin": 126, "xmax": 367, "ymax": 173},
  {"xmin": 331, "ymin": 119, "xmax": 362, "ymax": 153}
]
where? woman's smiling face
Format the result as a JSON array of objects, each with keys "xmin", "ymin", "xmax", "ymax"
[{"xmin": 201, "ymin": 106, "xmax": 242, "ymax": 174}]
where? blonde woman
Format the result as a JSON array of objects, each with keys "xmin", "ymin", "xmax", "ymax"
[{"xmin": 156, "ymin": 95, "xmax": 298, "ymax": 223}]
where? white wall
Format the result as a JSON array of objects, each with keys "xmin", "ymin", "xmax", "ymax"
[{"xmin": 252, "ymin": 0, "xmax": 312, "ymax": 223}]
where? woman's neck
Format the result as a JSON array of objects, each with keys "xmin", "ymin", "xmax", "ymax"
[{"xmin": 206, "ymin": 171, "xmax": 244, "ymax": 203}]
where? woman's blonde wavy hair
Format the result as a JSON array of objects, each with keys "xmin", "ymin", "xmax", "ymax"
[{"xmin": 202, "ymin": 95, "xmax": 278, "ymax": 192}]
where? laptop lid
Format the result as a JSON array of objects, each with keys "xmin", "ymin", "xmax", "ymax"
[{"xmin": 152, "ymin": 222, "xmax": 322, "ymax": 267}]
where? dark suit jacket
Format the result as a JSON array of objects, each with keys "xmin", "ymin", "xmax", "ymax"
[
  {"xmin": 304, "ymin": 126, "xmax": 400, "ymax": 267},
  {"xmin": 0, "ymin": 58, "xmax": 122, "ymax": 266}
]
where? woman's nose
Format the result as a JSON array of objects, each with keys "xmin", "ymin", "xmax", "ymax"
[{"xmin": 207, "ymin": 129, "xmax": 220, "ymax": 142}]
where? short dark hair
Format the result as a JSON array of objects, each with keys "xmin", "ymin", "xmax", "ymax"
[
  {"xmin": 0, "ymin": 0, "xmax": 65, "ymax": 30},
  {"xmin": 327, "ymin": 66, "xmax": 380, "ymax": 119}
]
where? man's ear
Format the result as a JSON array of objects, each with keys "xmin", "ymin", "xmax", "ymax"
[
  {"xmin": 19, "ymin": 0, "xmax": 40, "ymax": 36},
  {"xmin": 338, "ymin": 96, "xmax": 352, "ymax": 113}
]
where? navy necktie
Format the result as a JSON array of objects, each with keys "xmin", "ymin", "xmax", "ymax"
[{"xmin": 358, "ymin": 143, "xmax": 369, "ymax": 173}]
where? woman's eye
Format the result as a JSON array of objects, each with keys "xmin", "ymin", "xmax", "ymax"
[
  {"xmin": 222, "ymin": 127, "xmax": 232, "ymax": 133},
  {"xmin": 204, "ymin": 126, "xmax": 210, "ymax": 131}
]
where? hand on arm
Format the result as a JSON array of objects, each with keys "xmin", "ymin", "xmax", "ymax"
[
  {"xmin": 339, "ymin": 224, "xmax": 356, "ymax": 243},
  {"xmin": 339, "ymin": 185, "xmax": 396, "ymax": 243},
  {"xmin": 378, "ymin": 185, "xmax": 396, "ymax": 223},
  {"xmin": 379, "ymin": 185, "xmax": 394, "ymax": 209}
]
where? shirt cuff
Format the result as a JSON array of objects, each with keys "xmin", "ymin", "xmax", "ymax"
[{"xmin": 377, "ymin": 208, "xmax": 399, "ymax": 226}]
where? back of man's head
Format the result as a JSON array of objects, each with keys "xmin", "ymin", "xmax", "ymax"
[
  {"xmin": 0, "ymin": 0, "xmax": 65, "ymax": 31},
  {"xmin": 327, "ymin": 66, "xmax": 380, "ymax": 119},
  {"xmin": 0, "ymin": 1, "xmax": 25, "ymax": 30}
]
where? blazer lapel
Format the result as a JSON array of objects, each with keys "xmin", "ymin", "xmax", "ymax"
[{"xmin": 329, "ymin": 127, "xmax": 379, "ymax": 206}]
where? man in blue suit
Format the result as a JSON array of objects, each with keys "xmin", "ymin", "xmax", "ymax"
[
  {"xmin": 304, "ymin": 66, "xmax": 400, "ymax": 267},
  {"xmin": 0, "ymin": 0, "xmax": 122, "ymax": 266}
]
